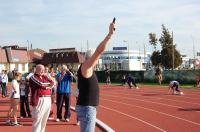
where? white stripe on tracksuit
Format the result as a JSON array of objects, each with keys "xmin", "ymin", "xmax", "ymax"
[{"xmin": 31, "ymin": 76, "xmax": 50, "ymax": 86}]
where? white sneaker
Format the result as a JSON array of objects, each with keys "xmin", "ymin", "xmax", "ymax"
[
  {"xmin": 65, "ymin": 118, "xmax": 70, "ymax": 122},
  {"xmin": 48, "ymin": 117, "xmax": 54, "ymax": 120},
  {"xmin": 5, "ymin": 120, "xmax": 11, "ymax": 125},
  {"xmin": 56, "ymin": 118, "xmax": 60, "ymax": 122},
  {"xmin": 76, "ymin": 121, "xmax": 80, "ymax": 125}
]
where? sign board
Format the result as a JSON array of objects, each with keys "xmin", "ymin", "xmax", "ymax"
[
  {"xmin": 113, "ymin": 47, "xmax": 127, "ymax": 50},
  {"xmin": 195, "ymin": 60, "xmax": 200, "ymax": 66}
]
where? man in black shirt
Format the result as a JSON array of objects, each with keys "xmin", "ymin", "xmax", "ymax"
[{"xmin": 76, "ymin": 20, "xmax": 115, "ymax": 132}]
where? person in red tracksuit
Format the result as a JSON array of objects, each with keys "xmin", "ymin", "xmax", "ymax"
[{"xmin": 29, "ymin": 64, "xmax": 54, "ymax": 132}]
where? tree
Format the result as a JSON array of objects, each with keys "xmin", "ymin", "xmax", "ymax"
[
  {"xmin": 149, "ymin": 33, "xmax": 158, "ymax": 50},
  {"xmin": 149, "ymin": 25, "xmax": 182, "ymax": 69},
  {"xmin": 151, "ymin": 51, "xmax": 161, "ymax": 66}
]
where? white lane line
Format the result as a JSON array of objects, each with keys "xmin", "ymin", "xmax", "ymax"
[
  {"xmin": 101, "ymin": 98, "xmax": 200, "ymax": 126},
  {"xmin": 102, "ymin": 88, "xmax": 200, "ymax": 104},
  {"xmin": 102, "ymin": 94, "xmax": 183, "ymax": 109},
  {"xmin": 134, "ymin": 88, "xmax": 200, "ymax": 97},
  {"xmin": 100, "ymin": 105, "xmax": 167, "ymax": 132},
  {"xmin": 102, "ymin": 91, "xmax": 200, "ymax": 106},
  {"xmin": 103, "ymin": 94, "xmax": 200, "ymax": 113}
]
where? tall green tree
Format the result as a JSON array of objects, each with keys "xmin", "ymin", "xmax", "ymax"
[
  {"xmin": 149, "ymin": 25, "xmax": 182, "ymax": 69},
  {"xmin": 151, "ymin": 51, "xmax": 161, "ymax": 66},
  {"xmin": 149, "ymin": 33, "xmax": 158, "ymax": 50},
  {"xmin": 149, "ymin": 33, "xmax": 160, "ymax": 66}
]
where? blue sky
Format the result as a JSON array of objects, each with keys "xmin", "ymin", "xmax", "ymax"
[{"xmin": 0, "ymin": 0, "xmax": 199, "ymax": 58}]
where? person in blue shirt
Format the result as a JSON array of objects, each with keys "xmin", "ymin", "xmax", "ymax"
[{"xmin": 56, "ymin": 65, "xmax": 73, "ymax": 122}]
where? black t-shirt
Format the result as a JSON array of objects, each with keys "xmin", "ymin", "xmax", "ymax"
[{"xmin": 77, "ymin": 66, "xmax": 99, "ymax": 106}]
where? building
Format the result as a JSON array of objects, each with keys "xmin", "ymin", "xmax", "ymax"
[
  {"xmin": 180, "ymin": 55, "xmax": 190, "ymax": 69},
  {"xmin": 28, "ymin": 48, "xmax": 46, "ymax": 68},
  {"xmin": 100, "ymin": 47, "xmax": 151, "ymax": 71},
  {"xmin": 42, "ymin": 48, "xmax": 85, "ymax": 71},
  {"xmin": 0, "ymin": 45, "xmax": 29, "ymax": 73}
]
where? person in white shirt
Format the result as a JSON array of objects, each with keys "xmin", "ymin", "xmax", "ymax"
[
  {"xmin": 26, "ymin": 67, "xmax": 36, "ymax": 81},
  {"xmin": 168, "ymin": 80, "xmax": 184, "ymax": 95},
  {"xmin": 1, "ymin": 70, "xmax": 8, "ymax": 97},
  {"xmin": 6, "ymin": 72, "xmax": 22, "ymax": 126}
]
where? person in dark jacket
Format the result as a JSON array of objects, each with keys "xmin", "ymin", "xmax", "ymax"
[
  {"xmin": 126, "ymin": 74, "xmax": 139, "ymax": 89},
  {"xmin": 19, "ymin": 77, "xmax": 31, "ymax": 118}
]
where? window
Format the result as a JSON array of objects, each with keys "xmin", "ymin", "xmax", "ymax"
[
  {"xmin": 15, "ymin": 64, "xmax": 19, "ymax": 70},
  {"xmin": 22, "ymin": 64, "xmax": 26, "ymax": 71}
]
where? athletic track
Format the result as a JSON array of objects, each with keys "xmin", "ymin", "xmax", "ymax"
[{"xmin": 0, "ymin": 83, "xmax": 200, "ymax": 132}]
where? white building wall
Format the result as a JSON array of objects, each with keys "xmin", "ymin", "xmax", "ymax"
[
  {"xmin": 7, "ymin": 63, "xmax": 29, "ymax": 73},
  {"xmin": 101, "ymin": 49, "xmax": 151, "ymax": 71},
  {"xmin": 129, "ymin": 60, "xmax": 142, "ymax": 71},
  {"xmin": 18, "ymin": 64, "xmax": 22, "ymax": 73},
  {"xmin": 0, "ymin": 64, "xmax": 6, "ymax": 71},
  {"xmin": 18, "ymin": 63, "xmax": 29, "ymax": 73},
  {"xmin": 25, "ymin": 63, "xmax": 29, "ymax": 73},
  {"xmin": 10, "ymin": 64, "xmax": 16, "ymax": 71}
]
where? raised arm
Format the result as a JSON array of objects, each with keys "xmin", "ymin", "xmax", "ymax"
[{"xmin": 81, "ymin": 21, "xmax": 115, "ymax": 78}]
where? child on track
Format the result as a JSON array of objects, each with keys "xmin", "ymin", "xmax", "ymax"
[{"xmin": 5, "ymin": 72, "xmax": 22, "ymax": 126}]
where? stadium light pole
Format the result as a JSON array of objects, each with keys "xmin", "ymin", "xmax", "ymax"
[
  {"xmin": 123, "ymin": 40, "xmax": 130, "ymax": 70},
  {"xmin": 191, "ymin": 36, "xmax": 196, "ymax": 69},
  {"xmin": 172, "ymin": 32, "xmax": 174, "ymax": 70}
]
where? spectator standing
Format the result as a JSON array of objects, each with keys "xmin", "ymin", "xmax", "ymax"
[
  {"xmin": 19, "ymin": 77, "xmax": 31, "ymax": 118},
  {"xmin": 29, "ymin": 64, "xmax": 54, "ymax": 132},
  {"xmin": 155, "ymin": 65, "xmax": 163, "ymax": 85},
  {"xmin": 48, "ymin": 67, "xmax": 57, "ymax": 120},
  {"xmin": 1, "ymin": 70, "xmax": 8, "ymax": 97},
  {"xmin": 121, "ymin": 74, "xmax": 126, "ymax": 86},
  {"xmin": 5, "ymin": 72, "xmax": 22, "ymax": 126},
  {"xmin": 55, "ymin": 65, "xmax": 73, "ymax": 122},
  {"xmin": 76, "ymin": 20, "xmax": 115, "ymax": 132},
  {"xmin": 104, "ymin": 64, "xmax": 111, "ymax": 85},
  {"xmin": 26, "ymin": 67, "xmax": 36, "ymax": 81}
]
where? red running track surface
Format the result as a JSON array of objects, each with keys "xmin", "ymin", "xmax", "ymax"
[
  {"xmin": 96, "ymin": 84, "xmax": 200, "ymax": 132},
  {"xmin": 1, "ymin": 83, "xmax": 200, "ymax": 132}
]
